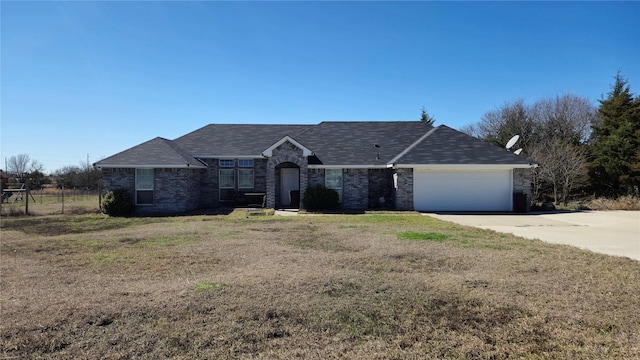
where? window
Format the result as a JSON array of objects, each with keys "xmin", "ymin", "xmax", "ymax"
[
  {"xmin": 135, "ymin": 168, "xmax": 154, "ymax": 205},
  {"xmin": 219, "ymin": 169, "xmax": 235, "ymax": 188},
  {"xmin": 325, "ymin": 169, "xmax": 343, "ymax": 201},
  {"xmin": 219, "ymin": 168, "xmax": 235, "ymax": 201},
  {"xmin": 238, "ymin": 159, "xmax": 254, "ymax": 189},
  {"xmin": 238, "ymin": 169, "xmax": 254, "ymax": 188},
  {"xmin": 218, "ymin": 158, "xmax": 256, "ymax": 200},
  {"xmin": 239, "ymin": 159, "xmax": 254, "ymax": 167},
  {"xmin": 219, "ymin": 159, "xmax": 235, "ymax": 167}
]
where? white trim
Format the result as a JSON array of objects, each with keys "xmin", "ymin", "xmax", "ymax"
[
  {"xmin": 261, "ymin": 136, "xmax": 313, "ymax": 157},
  {"xmin": 308, "ymin": 164, "xmax": 390, "ymax": 169},
  {"xmin": 394, "ymin": 164, "xmax": 535, "ymax": 169},
  {"xmin": 95, "ymin": 164, "xmax": 206, "ymax": 169},
  {"xmin": 193, "ymin": 155, "xmax": 262, "ymax": 159},
  {"xmin": 509, "ymin": 169, "xmax": 514, "ymax": 211}
]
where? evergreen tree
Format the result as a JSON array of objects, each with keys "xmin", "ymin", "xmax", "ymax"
[
  {"xmin": 589, "ymin": 73, "xmax": 640, "ymax": 197},
  {"xmin": 420, "ymin": 107, "xmax": 436, "ymax": 125}
]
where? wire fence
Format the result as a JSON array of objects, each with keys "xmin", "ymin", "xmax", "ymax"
[{"xmin": 1, "ymin": 186, "xmax": 101, "ymax": 216}]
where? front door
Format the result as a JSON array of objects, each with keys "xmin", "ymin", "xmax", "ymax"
[{"xmin": 280, "ymin": 168, "xmax": 300, "ymax": 207}]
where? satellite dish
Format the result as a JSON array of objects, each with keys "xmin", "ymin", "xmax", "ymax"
[
  {"xmin": 506, "ymin": 135, "xmax": 520, "ymax": 149},
  {"xmin": 514, "ymin": 148, "xmax": 523, "ymax": 155}
]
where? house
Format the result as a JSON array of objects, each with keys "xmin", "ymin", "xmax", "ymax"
[{"xmin": 94, "ymin": 121, "xmax": 536, "ymax": 213}]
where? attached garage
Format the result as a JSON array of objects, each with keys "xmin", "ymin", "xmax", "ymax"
[{"xmin": 413, "ymin": 168, "xmax": 513, "ymax": 212}]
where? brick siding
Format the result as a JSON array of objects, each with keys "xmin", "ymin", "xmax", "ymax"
[
  {"xmin": 394, "ymin": 168, "xmax": 414, "ymax": 210},
  {"xmin": 102, "ymin": 167, "xmax": 204, "ymax": 214},
  {"xmin": 342, "ymin": 169, "xmax": 368, "ymax": 209},
  {"xmin": 513, "ymin": 168, "xmax": 533, "ymax": 211},
  {"xmin": 266, "ymin": 141, "xmax": 307, "ymax": 209}
]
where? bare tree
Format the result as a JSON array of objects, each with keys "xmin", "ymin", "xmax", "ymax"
[
  {"xmin": 6, "ymin": 154, "xmax": 43, "ymax": 182},
  {"xmin": 531, "ymin": 94, "xmax": 597, "ymax": 145},
  {"xmin": 52, "ymin": 157, "xmax": 102, "ymax": 190},
  {"xmin": 529, "ymin": 138, "xmax": 588, "ymax": 205},
  {"xmin": 458, "ymin": 123, "xmax": 478, "ymax": 137},
  {"xmin": 471, "ymin": 94, "xmax": 597, "ymax": 204},
  {"xmin": 476, "ymin": 99, "xmax": 536, "ymax": 151},
  {"xmin": 7, "ymin": 154, "xmax": 30, "ymax": 177}
]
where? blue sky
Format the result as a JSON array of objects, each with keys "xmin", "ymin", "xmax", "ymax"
[{"xmin": 1, "ymin": 1, "xmax": 639, "ymax": 174}]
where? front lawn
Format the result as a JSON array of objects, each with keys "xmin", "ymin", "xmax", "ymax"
[{"xmin": 1, "ymin": 212, "xmax": 639, "ymax": 359}]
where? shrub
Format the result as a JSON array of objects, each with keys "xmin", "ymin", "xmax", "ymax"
[
  {"xmin": 302, "ymin": 184, "xmax": 339, "ymax": 211},
  {"xmin": 101, "ymin": 189, "xmax": 133, "ymax": 216},
  {"xmin": 582, "ymin": 196, "xmax": 640, "ymax": 210}
]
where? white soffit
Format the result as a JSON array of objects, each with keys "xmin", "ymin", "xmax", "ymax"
[
  {"xmin": 95, "ymin": 164, "xmax": 207, "ymax": 169},
  {"xmin": 395, "ymin": 164, "xmax": 534, "ymax": 169}
]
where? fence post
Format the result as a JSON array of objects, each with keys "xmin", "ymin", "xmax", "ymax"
[
  {"xmin": 98, "ymin": 180, "xmax": 102, "ymax": 211},
  {"xmin": 61, "ymin": 186, "xmax": 65, "ymax": 215},
  {"xmin": 25, "ymin": 180, "xmax": 30, "ymax": 215}
]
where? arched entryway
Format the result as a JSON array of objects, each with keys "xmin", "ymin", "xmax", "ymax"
[
  {"xmin": 277, "ymin": 162, "xmax": 300, "ymax": 208},
  {"xmin": 265, "ymin": 140, "xmax": 308, "ymax": 209}
]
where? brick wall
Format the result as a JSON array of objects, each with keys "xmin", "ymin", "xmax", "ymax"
[
  {"xmin": 197, "ymin": 157, "xmax": 267, "ymax": 209},
  {"xmin": 342, "ymin": 169, "xmax": 368, "ymax": 209},
  {"xmin": 101, "ymin": 168, "xmax": 135, "ymax": 204},
  {"xmin": 254, "ymin": 158, "xmax": 268, "ymax": 192},
  {"xmin": 306, "ymin": 168, "xmax": 394, "ymax": 210},
  {"xmin": 152, "ymin": 168, "xmax": 203, "ymax": 213},
  {"xmin": 199, "ymin": 159, "xmax": 218, "ymax": 208},
  {"xmin": 102, "ymin": 168, "xmax": 135, "ymax": 191},
  {"xmin": 513, "ymin": 168, "xmax": 532, "ymax": 196},
  {"xmin": 308, "ymin": 169, "xmax": 324, "ymax": 187},
  {"xmin": 266, "ymin": 142, "xmax": 307, "ymax": 209},
  {"xmin": 368, "ymin": 169, "xmax": 393, "ymax": 209},
  {"xmin": 394, "ymin": 168, "xmax": 414, "ymax": 210},
  {"xmin": 513, "ymin": 168, "xmax": 533, "ymax": 211},
  {"xmin": 102, "ymin": 167, "xmax": 204, "ymax": 214}
]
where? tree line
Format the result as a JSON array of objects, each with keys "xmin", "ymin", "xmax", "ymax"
[
  {"xmin": 3, "ymin": 154, "xmax": 102, "ymax": 190},
  {"xmin": 461, "ymin": 72, "xmax": 639, "ymax": 204}
]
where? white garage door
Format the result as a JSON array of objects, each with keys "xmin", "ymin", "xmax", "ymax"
[{"xmin": 414, "ymin": 169, "xmax": 512, "ymax": 211}]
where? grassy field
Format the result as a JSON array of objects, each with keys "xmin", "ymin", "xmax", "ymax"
[
  {"xmin": 1, "ymin": 190, "xmax": 100, "ymax": 216},
  {"xmin": 1, "ymin": 211, "xmax": 639, "ymax": 359}
]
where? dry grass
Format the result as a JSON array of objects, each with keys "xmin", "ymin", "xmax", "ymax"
[
  {"xmin": 1, "ymin": 190, "xmax": 100, "ymax": 217},
  {"xmin": 583, "ymin": 196, "xmax": 640, "ymax": 210},
  {"xmin": 1, "ymin": 213, "xmax": 639, "ymax": 359}
]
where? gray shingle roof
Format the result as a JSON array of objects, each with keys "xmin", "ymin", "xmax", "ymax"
[
  {"xmin": 174, "ymin": 124, "xmax": 312, "ymax": 156},
  {"xmin": 94, "ymin": 137, "xmax": 206, "ymax": 168},
  {"xmin": 394, "ymin": 125, "xmax": 534, "ymax": 165},
  {"xmin": 94, "ymin": 122, "xmax": 536, "ymax": 169},
  {"xmin": 295, "ymin": 121, "xmax": 433, "ymax": 166}
]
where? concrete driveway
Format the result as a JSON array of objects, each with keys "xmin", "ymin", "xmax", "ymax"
[{"xmin": 425, "ymin": 211, "xmax": 640, "ymax": 261}]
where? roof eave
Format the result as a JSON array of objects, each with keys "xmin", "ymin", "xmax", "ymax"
[
  {"xmin": 308, "ymin": 164, "xmax": 391, "ymax": 169},
  {"xmin": 192, "ymin": 155, "xmax": 265, "ymax": 159},
  {"xmin": 393, "ymin": 164, "xmax": 537, "ymax": 169},
  {"xmin": 94, "ymin": 164, "xmax": 207, "ymax": 169}
]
